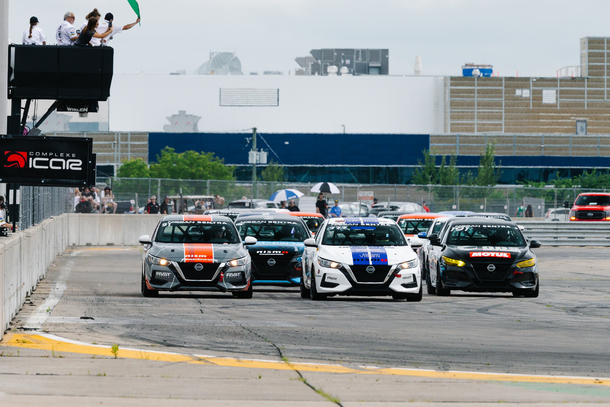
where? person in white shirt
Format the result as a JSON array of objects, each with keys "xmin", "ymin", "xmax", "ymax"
[
  {"xmin": 97, "ymin": 12, "xmax": 140, "ymax": 45},
  {"xmin": 22, "ymin": 16, "xmax": 46, "ymax": 45},
  {"xmin": 79, "ymin": 8, "xmax": 102, "ymax": 45},
  {"xmin": 56, "ymin": 11, "xmax": 78, "ymax": 46}
]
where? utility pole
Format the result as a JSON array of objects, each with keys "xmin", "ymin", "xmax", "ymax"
[{"xmin": 252, "ymin": 127, "xmax": 257, "ymax": 199}]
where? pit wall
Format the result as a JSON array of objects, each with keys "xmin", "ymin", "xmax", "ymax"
[{"xmin": 1, "ymin": 214, "xmax": 163, "ymax": 336}]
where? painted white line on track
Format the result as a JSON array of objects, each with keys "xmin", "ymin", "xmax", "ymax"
[{"xmin": 23, "ymin": 251, "xmax": 78, "ymax": 330}]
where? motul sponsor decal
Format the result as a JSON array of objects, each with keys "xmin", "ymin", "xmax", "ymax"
[
  {"xmin": 469, "ymin": 252, "xmax": 511, "ymax": 258},
  {"xmin": 183, "ymin": 244, "xmax": 215, "ymax": 263}
]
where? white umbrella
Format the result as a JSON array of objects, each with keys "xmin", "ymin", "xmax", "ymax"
[
  {"xmin": 310, "ymin": 182, "xmax": 340, "ymax": 194},
  {"xmin": 269, "ymin": 189, "xmax": 304, "ymax": 203}
]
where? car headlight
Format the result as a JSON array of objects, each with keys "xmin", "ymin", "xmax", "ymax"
[
  {"xmin": 228, "ymin": 257, "xmax": 248, "ymax": 267},
  {"xmin": 398, "ymin": 259, "xmax": 418, "ymax": 269},
  {"xmin": 516, "ymin": 257, "xmax": 536, "ymax": 268},
  {"xmin": 442, "ymin": 256, "xmax": 465, "ymax": 268},
  {"xmin": 318, "ymin": 257, "xmax": 342, "ymax": 269},
  {"xmin": 147, "ymin": 253, "xmax": 170, "ymax": 266}
]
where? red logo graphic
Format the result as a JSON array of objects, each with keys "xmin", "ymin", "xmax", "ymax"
[
  {"xmin": 4, "ymin": 151, "xmax": 27, "ymax": 168},
  {"xmin": 470, "ymin": 252, "xmax": 511, "ymax": 258}
]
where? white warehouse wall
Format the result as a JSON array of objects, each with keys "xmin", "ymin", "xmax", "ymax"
[{"xmin": 108, "ymin": 74, "xmax": 445, "ymax": 134}]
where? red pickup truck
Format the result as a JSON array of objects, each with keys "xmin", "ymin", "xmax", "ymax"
[{"xmin": 569, "ymin": 193, "xmax": 610, "ymax": 221}]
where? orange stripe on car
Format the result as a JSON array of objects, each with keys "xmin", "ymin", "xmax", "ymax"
[
  {"xmin": 183, "ymin": 244, "xmax": 215, "ymax": 263},
  {"xmin": 183, "ymin": 215, "xmax": 212, "ymax": 222}
]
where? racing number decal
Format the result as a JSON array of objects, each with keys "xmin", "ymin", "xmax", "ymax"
[
  {"xmin": 183, "ymin": 244, "xmax": 215, "ymax": 263},
  {"xmin": 469, "ymin": 252, "xmax": 511, "ymax": 258}
]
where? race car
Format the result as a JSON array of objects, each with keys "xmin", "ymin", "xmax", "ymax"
[
  {"xmin": 139, "ymin": 214, "xmax": 256, "ymax": 298},
  {"xmin": 397, "ymin": 213, "xmax": 447, "ymax": 237},
  {"xmin": 427, "ymin": 218, "xmax": 541, "ymax": 297},
  {"xmin": 235, "ymin": 214, "xmax": 311, "ymax": 286},
  {"xmin": 301, "ymin": 217, "xmax": 423, "ymax": 301},
  {"xmin": 288, "ymin": 212, "xmax": 325, "ymax": 235}
]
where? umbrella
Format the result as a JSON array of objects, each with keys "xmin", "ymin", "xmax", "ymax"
[
  {"xmin": 310, "ymin": 182, "xmax": 340, "ymax": 194},
  {"xmin": 269, "ymin": 189, "xmax": 304, "ymax": 203}
]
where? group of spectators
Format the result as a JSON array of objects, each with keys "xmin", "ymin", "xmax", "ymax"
[
  {"xmin": 143, "ymin": 194, "xmax": 226, "ymax": 214},
  {"xmin": 74, "ymin": 186, "xmax": 117, "ymax": 214},
  {"xmin": 22, "ymin": 8, "xmax": 139, "ymax": 47},
  {"xmin": 315, "ymin": 194, "xmax": 342, "ymax": 218}
]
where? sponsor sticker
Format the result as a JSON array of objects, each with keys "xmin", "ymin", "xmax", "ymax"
[
  {"xmin": 183, "ymin": 244, "xmax": 215, "ymax": 263},
  {"xmin": 469, "ymin": 252, "xmax": 511, "ymax": 258},
  {"xmin": 225, "ymin": 272, "xmax": 242, "ymax": 279},
  {"xmin": 351, "ymin": 246, "xmax": 388, "ymax": 265}
]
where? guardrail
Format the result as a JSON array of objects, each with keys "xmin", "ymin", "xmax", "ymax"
[{"xmin": 516, "ymin": 221, "xmax": 610, "ymax": 246}]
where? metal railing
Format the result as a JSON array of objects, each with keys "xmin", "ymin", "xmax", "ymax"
[{"xmin": 18, "ymin": 186, "xmax": 73, "ymax": 230}]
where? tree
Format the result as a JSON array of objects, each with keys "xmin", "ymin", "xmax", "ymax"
[
  {"xmin": 261, "ymin": 161, "xmax": 285, "ymax": 182},
  {"xmin": 411, "ymin": 150, "xmax": 437, "ymax": 185},
  {"xmin": 149, "ymin": 147, "xmax": 234, "ymax": 181},
  {"xmin": 117, "ymin": 158, "xmax": 149, "ymax": 178},
  {"xmin": 473, "ymin": 142, "xmax": 502, "ymax": 187},
  {"xmin": 435, "ymin": 155, "xmax": 460, "ymax": 199}
]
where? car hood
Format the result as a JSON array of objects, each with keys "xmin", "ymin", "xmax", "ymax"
[
  {"xmin": 318, "ymin": 245, "xmax": 416, "ymax": 266},
  {"xmin": 149, "ymin": 242, "xmax": 248, "ymax": 263}
]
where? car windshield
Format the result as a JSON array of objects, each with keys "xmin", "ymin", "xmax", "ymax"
[
  {"xmin": 236, "ymin": 220, "xmax": 308, "ymax": 242},
  {"xmin": 380, "ymin": 214, "xmax": 400, "ymax": 222},
  {"xmin": 430, "ymin": 218, "xmax": 449, "ymax": 235},
  {"xmin": 467, "ymin": 214, "xmax": 512, "ymax": 222},
  {"xmin": 155, "ymin": 221, "xmax": 240, "ymax": 244},
  {"xmin": 302, "ymin": 218, "xmax": 323, "ymax": 233},
  {"xmin": 446, "ymin": 224, "xmax": 526, "ymax": 247},
  {"xmin": 397, "ymin": 219, "xmax": 434, "ymax": 234},
  {"xmin": 321, "ymin": 224, "xmax": 406, "ymax": 246},
  {"xmin": 575, "ymin": 195, "xmax": 610, "ymax": 206}
]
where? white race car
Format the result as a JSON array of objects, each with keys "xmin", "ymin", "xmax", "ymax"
[{"xmin": 301, "ymin": 217, "xmax": 423, "ymax": 301}]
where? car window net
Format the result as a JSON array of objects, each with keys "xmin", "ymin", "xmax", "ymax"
[
  {"xmin": 321, "ymin": 225, "xmax": 406, "ymax": 246},
  {"xmin": 155, "ymin": 221, "xmax": 239, "ymax": 244},
  {"xmin": 236, "ymin": 221, "xmax": 308, "ymax": 242},
  {"xmin": 397, "ymin": 219, "xmax": 433, "ymax": 234},
  {"xmin": 446, "ymin": 225, "xmax": 525, "ymax": 247}
]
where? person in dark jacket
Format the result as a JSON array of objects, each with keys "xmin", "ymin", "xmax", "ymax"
[{"xmin": 145, "ymin": 195, "xmax": 160, "ymax": 214}]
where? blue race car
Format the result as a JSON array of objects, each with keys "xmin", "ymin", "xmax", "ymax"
[{"xmin": 235, "ymin": 214, "xmax": 310, "ymax": 286}]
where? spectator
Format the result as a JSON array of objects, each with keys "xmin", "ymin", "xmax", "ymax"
[
  {"xmin": 329, "ymin": 200, "xmax": 342, "ymax": 218},
  {"xmin": 422, "ymin": 201, "xmax": 430, "ymax": 213},
  {"xmin": 79, "ymin": 8, "xmax": 101, "ymax": 35},
  {"xmin": 75, "ymin": 17, "xmax": 112, "ymax": 47},
  {"xmin": 287, "ymin": 200, "xmax": 300, "ymax": 212},
  {"xmin": 315, "ymin": 193, "xmax": 328, "ymax": 218},
  {"xmin": 280, "ymin": 201, "xmax": 287, "ymax": 209},
  {"xmin": 146, "ymin": 195, "xmax": 160, "ymax": 214},
  {"xmin": 0, "ymin": 195, "xmax": 6, "ymax": 222},
  {"xmin": 92, "ymin": 187, "xmax": 101, "ymax": 212},
  {"xmin": 101, "ymin": 186, "xmax": 117, "ymax": 214},
  {"xmin": 372, "ymin": 197, "xmax": 379, "ymax": 207},
  {"xmin": 23, "ymin": 16, "xmax": 46, "ymax": 45},
  {"xmin": 160, "ymin": 196, "xmax": 171, "ymax": 215},
  {"xmin": 75, "ymin": 188, "xmax": 94, "ymax": 213},
  {"xmin": 73, "ymin": 188, "xmax": 81, "ymax": 211},
  {"xmin": 217, "ymin": 197, "xmax": 226, "ymax": 209},
  {"xmin": 56, "ymin": 11, "xmax": 78, "ymax": 45},
  {"xmin": 213, "ymin": 195, "xmax": 220, "ymax": 209},
  {"xmin": 525, "ymin": 204, "xmax": 534, "ymax": 218},
  {"xmin": 515, "ymin": 202, "xmax": 525, "ymax": 217},
  {"xmin": 98, "ymin": 12, "xmax": 140, "ymax": 45}
]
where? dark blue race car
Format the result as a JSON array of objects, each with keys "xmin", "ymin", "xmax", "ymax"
[{"xmin": 235, "ymin": 214, "xmax": 311, "ymax": 286}]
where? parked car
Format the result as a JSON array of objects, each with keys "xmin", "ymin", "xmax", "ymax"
[
  {"xmin": 115, "ymin": 200, "xmax": 134, "ymax": 214},
  {"xmin": 369, "ymin": 202, "xmax": 422, "ymax": 217},
  {"xmin": 228, "ymin": 199, "xmax": 280, "ymax": 210},
  {"xmin": 338, "ymin": 202, "xmax": 370, "ymax": 217},
  {"xmin": 569, "ymin": 193, "xmax": 610, "ymax": 221},
  {"xmin": 544, "ymin": 208, "xmax": 570, "ymax": 221}
]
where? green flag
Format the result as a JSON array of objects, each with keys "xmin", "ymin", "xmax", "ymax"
[{"xmin": 127, "ymin": 0, "xmax": 141, "ymax": 22}]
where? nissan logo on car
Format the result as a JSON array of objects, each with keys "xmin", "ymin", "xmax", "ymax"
[
  {"xmin": 487, "ymin": 264, "xmax": 496, "ymax": 272},
  {"xmin": 366, "ymin": 266, "xmax": 375, "ymax": 273},
  {"xmin": 267, "ymin": 258, "xmax": 276, "ymax": 267},
  {"xmin": 194, "ymin": 263, "xmax": 204, "ymax": 271}
]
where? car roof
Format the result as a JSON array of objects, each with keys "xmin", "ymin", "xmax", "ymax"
[
  {"xmin": 397, "ymin": 213, "xmax": 448, "ymax": 220},
  {"xmin": 229, "ymin": 198, "xmax": 269, "ymax": 203},
  {"xmin": 234, "ymin": 213, "xmax": 303, "ymax": 222},
  {"xmin": 289, "ymin": 212, "xmax": 324, "ymax": 218},
  {"xmin": 160, "ymin": 214, "xmax": 233, "ymax": 222},
  {"xmin": 445, "ymin": 218, "xmax": 514, "ymax": 226},
  {"xmin": 327, "ymin": 217, "xmax": 396, "ymax": 226}
]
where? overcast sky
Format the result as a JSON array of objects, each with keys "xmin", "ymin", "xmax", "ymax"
[{"xmin": 8, "ymin": 0, "xmax": 610, "ymax": 77}]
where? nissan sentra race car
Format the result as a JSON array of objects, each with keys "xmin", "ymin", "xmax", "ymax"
[
  {"xmin": 427, "ymin": 218, "xmax": 541, "ymax": 297},
  {"xmin": 139, "ymin": 215, "xmax": 256, "ymax": 298},
  {"xmin": 301, "ymin": 217, "xmax": 423, "ymax": 301},
  {"xmin": 235, "ymin": 214, "xmax": 310, "ymax": 286}
]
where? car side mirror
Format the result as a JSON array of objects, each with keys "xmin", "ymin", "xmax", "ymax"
[
  {"xmin": 243, "ymin": 236, "xmax": 257, "ymax": 245},
  {"xmin": 304, "ymin": 238, "xmax": 317, "ymax": 247},
  {"xmin": 409, "ymin": 236, "xmax": 423, "ymax": 249},
  {"xmin": 428, "ymin": 234, "xmax": 440, "ymax": 246},
  {"xmin": 138, "ymin": 235, "xmax": 152, "ymax": 245},
  {"xmin": 529, "ymin": 240, "xmax": 542, "ymax": 249},
  {"xmin": 417, "ymin": 232, "xmax": 427, "ymax": 239}
]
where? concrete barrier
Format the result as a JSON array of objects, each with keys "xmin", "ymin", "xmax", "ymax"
[
  {"xmin": 1, "ymin": 215, "xmax": 69, "ymax": 336},
  {"xmin": 67, "ymin": 213, "xmax": 163, "ymax": 246}
]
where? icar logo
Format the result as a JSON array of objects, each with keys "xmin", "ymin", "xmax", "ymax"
[{"xmin": 4, "ymin": 151, "xmax": 27, "ymax": 168}]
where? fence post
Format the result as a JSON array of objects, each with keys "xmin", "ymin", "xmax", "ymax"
[
  {"xmin": 207, "ymin": 180, "xmax": 210, "ymax": 196},
  {"xmin": 157, "ymin": 179, "xmax": 161, "ymax": 201}
]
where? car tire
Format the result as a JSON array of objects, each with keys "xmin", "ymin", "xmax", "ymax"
[
  {"xmin": 426, "ymin": 266, "xmax": 436, "ymax": 295},
  {"xmin": 406, "ymin": 282, "xmax": 423, "ymax": 302},
  {"xmin": 435, "ymin": 267, "xmax": 450, "ymax": 296},
  {"xmin": 141, "ymin": 273, "xmax": 158, "ymax": 297},
  {"xmin": 513, "ymin": 282, "xmax": 539, "ymax": 298},
  {"xmin": 310, "ymin": 271, "xmax": 326, "ymax": 301},
  {"xmin": 300, "ymin": 274, "xmax": 310, "ymax": 299},
  {"xmin": 234, "ymin": 282, "xmax": 253, "ymax": 299}
]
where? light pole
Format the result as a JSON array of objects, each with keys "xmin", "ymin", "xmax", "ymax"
[
  {"xmin": 252, "ymin": 127, "xmax": 257, "ymax": 198},
  {"xmin": 0, "ymin": 0, "xmax": 9, "ymax": 134}
]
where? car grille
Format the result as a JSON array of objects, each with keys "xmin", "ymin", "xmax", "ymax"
[
  {"xmin": 173, "ymin": 262, "xmax": 219, "ymax": 281},
  {"xmin": 349, "ymin": 265, "xmax": 392, "ymax": 283},
  {"xmin": 575, "ymin": 210, "xmax": 604, "ymax": 220},
  {"xmin": 250, "ymin": 254, "xmax": 293, "ymax": 276},
  {"xmin": 471, "ymin": 261, "xmax": 511, "ymax": 281}
]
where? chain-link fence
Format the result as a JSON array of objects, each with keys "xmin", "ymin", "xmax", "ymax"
[
  {"xmin": 17, "ymin": 186, "xmax": 73, "ymax": 230},
  {"xmin": 94, "ymin": 177, "xmax": 608, "ymax": 218}
]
